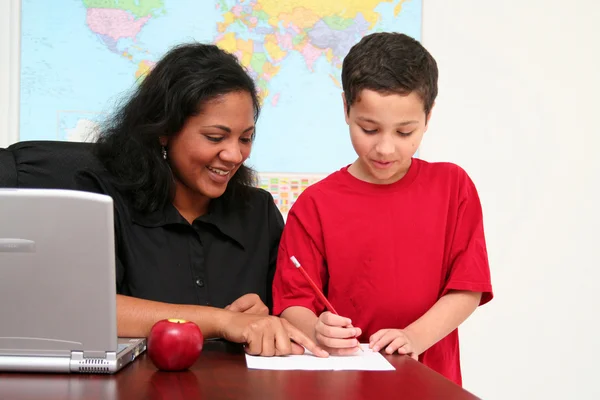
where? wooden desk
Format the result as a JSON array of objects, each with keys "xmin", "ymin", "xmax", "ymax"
[{"xmin": 0, "ymin": 341, "xmax": 479, "ymax": 399}]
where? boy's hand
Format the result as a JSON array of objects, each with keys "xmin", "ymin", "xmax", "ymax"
[
  {"xmin": 369, "ymin": 329, "xmax": 419, "ymax": 360},
  {"xmin": 225, "ymin": 293, "xmax": 269, "ymax": 316},
  {"xmin": 314, "ymin": 311, "xmax": 362, "ymax": 355}
]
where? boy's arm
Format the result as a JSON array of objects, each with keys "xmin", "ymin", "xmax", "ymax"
[
  {"xmin": 370, "ymin": 289, "xmax": 482, "ymax": 355},
  {"xmin": 403, "ymin": 290, "xmax": 482, "ymax": 356},
  {"xmin": 373, "ymin": 169, "xmax": 492, "ymax": 356},
  {"xmin": 281, "ymin": 306, "xmax": 319, "ymax": 342},
  {"xmin": 271, "ymin": 192, "xmax": 328, "ymax": 320}
]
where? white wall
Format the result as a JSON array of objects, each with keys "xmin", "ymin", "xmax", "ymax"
[
  {"xmin": 2, "ymin": 1, "xmax": 599, "ymax": 398},
  {"xmin": 421, "ymin": 1, "xmax": 600, "ymax": 399},
  {"xmin": 0, "ymin": 0, "xmax": 20, "ymax": 148}
]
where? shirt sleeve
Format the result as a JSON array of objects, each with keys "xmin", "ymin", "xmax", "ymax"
[
  {"xmin": 272, "ymin": 190, "xmax": 328, "ymax": 316},
  {"xmin": 443, "ymin": 170, "xmax": 493, "ymax": 305},
  {"xmin": 74, "ymin": 169, "xmax": 126, "ymax": 293},
  {"xmin": 265, "ymin": 192, "xmax": 284, "ymax": 313}
]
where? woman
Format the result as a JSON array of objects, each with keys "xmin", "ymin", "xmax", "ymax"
[{"xmin": 76, "ymin": 43, "xmax": 326, "ymax": 357}]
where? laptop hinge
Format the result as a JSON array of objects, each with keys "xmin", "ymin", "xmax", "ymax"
[
  {"xmin": 82, "ymin": 350, "xmax": 109, "ymax": 359},
  {"xmin": 71, "ymin": 351, "xmax": 117, "ymax": 361}
]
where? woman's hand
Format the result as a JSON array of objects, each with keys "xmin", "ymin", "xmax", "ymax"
[
  {"xmin": 220, "ymin": 312, "xmax": 329, "ymax": 358},
  {"xmin": 225, "ymin": 293, "xmax": 269, "ymax": 315}
]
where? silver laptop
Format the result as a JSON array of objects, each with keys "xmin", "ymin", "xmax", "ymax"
[{"xmin": 0, "ymin": 188, "xmax": 146, "ymax": 373}]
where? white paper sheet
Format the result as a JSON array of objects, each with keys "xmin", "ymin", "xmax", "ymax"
[{"xmin": 245, "ymin": 344, "xmax": 395, "ymax": 371}]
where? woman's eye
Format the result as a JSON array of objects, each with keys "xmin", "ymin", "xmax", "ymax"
[{"xmin": 206, "ymin": 136, "xmax": 223, "ymax": 143}]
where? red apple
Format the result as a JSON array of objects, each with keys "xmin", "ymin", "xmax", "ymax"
[{"xmin": 147, "ymin": 319, "xmax": 204, "ymax": 371}]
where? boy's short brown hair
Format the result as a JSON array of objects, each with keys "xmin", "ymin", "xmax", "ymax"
[{"xmin": 342, "ymin": 32, "xmax": 438, "ymax": 116}]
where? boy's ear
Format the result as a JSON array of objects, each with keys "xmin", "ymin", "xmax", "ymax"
[
  {"xmin": 341, "ymin": 92, "xmax": 350, "ymax": 125},
  {"xmin": 425, "ymin": 102, "xmax": 436, "ymax": 126}
]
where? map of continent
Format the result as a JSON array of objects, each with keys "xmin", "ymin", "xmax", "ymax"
[{"xmin": 20, "ymin": 0, "xmax": 422, "ymax": 215}]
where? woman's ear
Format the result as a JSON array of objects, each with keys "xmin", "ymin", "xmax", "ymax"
[{"xmin": 159, "ymin": 136, "xmax": 168, "ymax": 147}]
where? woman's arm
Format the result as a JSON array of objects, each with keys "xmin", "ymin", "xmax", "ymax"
[
  {"xmin": 117, "ymin": 294, "xmax": 328, "ymax": 357},
  {"xmin": 116, "ymin": 294, "xmax": 231, "ymax": 338}
]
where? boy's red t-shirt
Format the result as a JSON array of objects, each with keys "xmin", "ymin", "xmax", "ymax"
[{"xmin": 272, "ymin": 158, "xmax": 493, "ymax": 385}]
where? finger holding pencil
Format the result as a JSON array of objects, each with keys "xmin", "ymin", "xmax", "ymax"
[{"xmin": 290, "ymin": 256, "xmax": 363, "ymax": 354}]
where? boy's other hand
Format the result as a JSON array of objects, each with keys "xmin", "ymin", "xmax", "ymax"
[
  {"xmin": 225, "ymin": 293, "xmax": 269, "ymax": 315},
  {"xmin": 314, "ymin": 311, "xmax": 362, "ymax": 355},
  {"xmin": 369, "ymin": 328, "xmax": 418, "ymax": 360}
]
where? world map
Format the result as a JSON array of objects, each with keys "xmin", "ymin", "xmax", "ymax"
[{"xmin": 20, "ymin": 0, "xmax": 422, "ymax": 216}]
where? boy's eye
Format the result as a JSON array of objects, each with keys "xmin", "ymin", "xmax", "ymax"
[
  {"xmin": 360, "ymin": 127, "xmax": 377, "ymax": 134},
  {"xmin": 397, "ymin": 131, "xmax": 414, "ymax": 137}
]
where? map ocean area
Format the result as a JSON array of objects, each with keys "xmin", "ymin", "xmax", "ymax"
[{"xmin": 20, "ymin": 0, "xmax": 422, "ymax": 217}]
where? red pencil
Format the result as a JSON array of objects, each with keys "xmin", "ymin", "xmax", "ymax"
[
  {"xmin": 290, "ymin": 255, "xmax": 363, "ymax": 351},
  {"xmin": 290, "ymin": 255, "xmax": 338, "ymax": 314}
]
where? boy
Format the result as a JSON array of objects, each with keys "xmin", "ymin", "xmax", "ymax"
[{"xmin": 272, "ymin": 32, "xmax": 493, "ymax": 385}]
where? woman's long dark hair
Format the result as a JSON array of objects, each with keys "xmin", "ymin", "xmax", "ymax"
[{"xmin": 95, "ymin": 43, "xmax": 261, "ymax": 213}]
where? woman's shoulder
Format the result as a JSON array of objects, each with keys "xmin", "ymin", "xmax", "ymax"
[
  {"xmin": 74, "ymin": 167, "xmax": 130, "ymax": 209},
  {"xmin": 74, "ymin": 167, "xmax": 113, "ymax": 194},
  {"xmin": 232, "ymin": 186, "xmax": 277, "ymax": 213}
]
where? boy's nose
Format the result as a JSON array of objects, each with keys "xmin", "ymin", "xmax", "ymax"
[{"xmin": 374, "ymin": 137, "xmax": 395, "ymax": 156}]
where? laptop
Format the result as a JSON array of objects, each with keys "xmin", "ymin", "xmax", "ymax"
[{"xmin": 0, "ymin": 188, "xmax": 146, "ymax": 373}]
